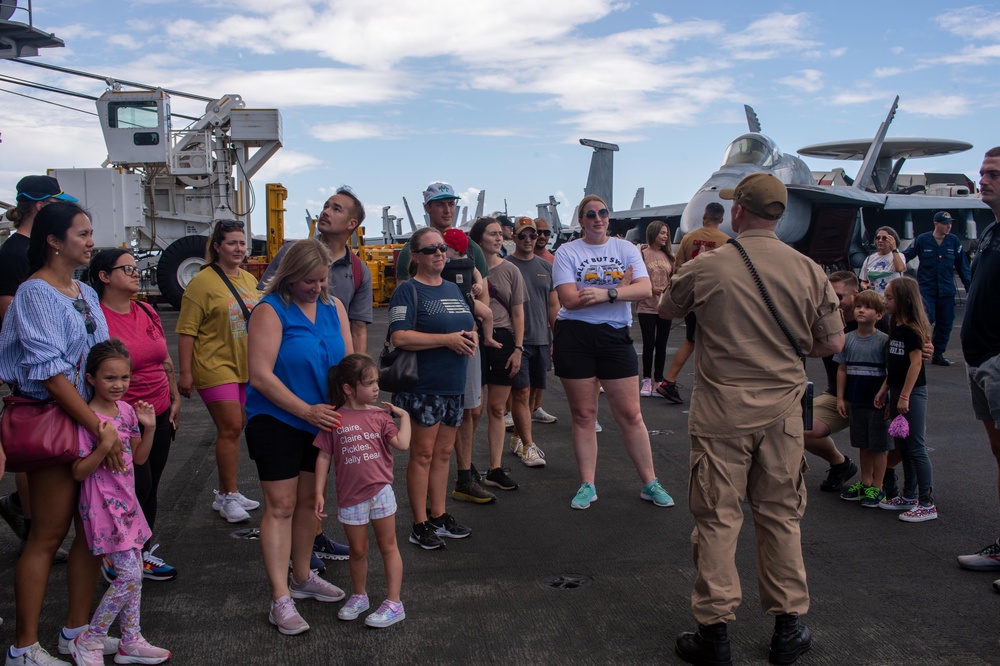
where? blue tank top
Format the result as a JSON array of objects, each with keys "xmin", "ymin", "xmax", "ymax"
[{"xmin": 245, "ymin": 293, "xmax": 347, "ymax": 433}]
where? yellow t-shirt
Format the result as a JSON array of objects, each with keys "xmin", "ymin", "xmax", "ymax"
[{"xmin": 175, "ymin": 267, "xmax": 260, "ymax": 389}]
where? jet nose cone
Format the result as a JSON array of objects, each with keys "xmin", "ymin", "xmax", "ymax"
[{"xmin": 680, "ymin": 187, "xmax": 737, "ymax": 238}]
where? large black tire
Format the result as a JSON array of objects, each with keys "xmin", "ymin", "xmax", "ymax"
[{"xmin": 157, "ymin": 235, "xmax": 207, "ymax": 309}]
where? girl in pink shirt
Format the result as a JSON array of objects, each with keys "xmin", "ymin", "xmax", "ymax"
[
  {"xmin": 314, "ymin": 354, "xmax": 411, "ymax": 628},
  {"xmin": 68, "ymin": 339, "xmax": 170, "ymax": 665}
]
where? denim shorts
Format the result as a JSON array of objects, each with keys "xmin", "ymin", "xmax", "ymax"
[
  {"xmin": 392, "ymin": 391, "xmax": 464, "ymax": 428},
  {"xmin": 968, "ymin": 352, "xmax": 1000, "ymax": 426},
  {"xmin": 338, "ymin": 484, "xmax": 397, "ymax": 525}
]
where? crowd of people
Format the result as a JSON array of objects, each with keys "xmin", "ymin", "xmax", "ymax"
[{"xmin": 0, "ymin": 154, "xmax": 999, "ymax": 666}]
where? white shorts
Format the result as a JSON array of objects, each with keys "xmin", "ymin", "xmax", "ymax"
[{"xmin": 338, "ymin": 484, "xmax": 397, "ymax": 526}]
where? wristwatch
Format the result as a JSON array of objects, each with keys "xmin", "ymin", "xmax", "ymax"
[
  {"xmin": 514, "ymin": 345, "xmax": 525, "ymax": 353},
  {"xmin": 607, "ymin": 288, "xmax": 618, "ymax": 303}
]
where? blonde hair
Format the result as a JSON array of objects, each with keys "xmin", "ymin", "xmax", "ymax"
[{"xmin": 262, "ymin": 239, "xmax": 334, "ymax": 306}]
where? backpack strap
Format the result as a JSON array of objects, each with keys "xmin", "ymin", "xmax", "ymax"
[{"xmin": 348, "ymin": 250, "xmax": 363, "ymax": 297}]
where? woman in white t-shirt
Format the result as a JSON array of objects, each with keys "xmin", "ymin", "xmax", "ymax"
[
  {"xmin": 861, "ymin": 226, "xmax": 906, "ymax": 295},
  {"xmin": 551, "ymin": 195, "xmax": 675, "ymax": 511}
]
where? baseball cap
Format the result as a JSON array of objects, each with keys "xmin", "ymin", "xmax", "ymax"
[
  {"xmin": 513, "ymin": 217, "xmax": 536, "ymax": 235},
  {"xmin": 497, "ymin": 215, "xmax": 515, "ymax": 228},
  {"xmin": 442, "ymin": 228, "xmax": 469, "ymax": 254},
  {"xmin": 933, "ymin": 211, "xmax": 954, "ymax": 224},
  {"xmin": 719, "ymin": 172, "xmax": 786, "ymax": 221},
  {"xmin": 423, "ymin": 182, "xmax": 460, "ymax": 204},
  {"xmin": 15, "ymin": 175, "xmax": 78, "ymax": 203}
]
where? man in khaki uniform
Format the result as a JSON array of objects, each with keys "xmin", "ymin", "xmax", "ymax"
[{"xmin": 660, "ymin": 173, "xmax": 844, "ymax": 666}]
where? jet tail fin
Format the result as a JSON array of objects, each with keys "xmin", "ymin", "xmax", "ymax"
[
  {"xmin": 630, "ymin": 187, "xmax": 645, "ymax": 210},
  {"xmin": 853, "ymin": 96, "xmax": 899, "ymax": 192},
  {"xmin": 474, "ymin": 190, "xmax": 485, "ymax": 220},
  {"xmin": 402, "ymin": 197, "xmax": 418, "ymax": 231},
  {"xmin": 580, "ymin": 138, "xmax": 619, "ymax": 209},
  {"xmin": 744, "ymin": 105, "xmax": 761, "ymax": 133}
]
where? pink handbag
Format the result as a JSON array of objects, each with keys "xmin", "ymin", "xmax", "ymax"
[{"xmin": 0, "ymin": 395, "xmax": 77, "ymax": 472}]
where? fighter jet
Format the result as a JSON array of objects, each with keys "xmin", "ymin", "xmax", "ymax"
[{"xmin": 591, "ymin": 98, "xmax": 991, "ymax": 269}]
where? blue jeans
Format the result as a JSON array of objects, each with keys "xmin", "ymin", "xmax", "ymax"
[
  {"xmin": 920, "ymin": 292, "xmax": 956, "ymax": 357},
  {"xmin": 890, "ymin": 385, "xmax": 933, "ymax": 504}
]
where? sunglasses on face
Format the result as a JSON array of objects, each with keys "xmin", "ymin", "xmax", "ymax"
[
  {"xmin": 536, "ymin": 230, "xmax": 551, "ymax": 236},
  {"xmin": 517, "ymin": 232, "xmax": 537, "ymax": 240},
  {"xmin": 584, "ymin": 209, "xmax": 610, "ymax": 220},
  {"xmin": 110, "ymin": 265, "xmax": 140, "ymax": 277},
  {"xmin": 73, "ymin": 297, "xmax": 97, "ymax": 335},
  {"xmin": 415, "ymin": 244, "xmax": 448, "ymax": 255}
]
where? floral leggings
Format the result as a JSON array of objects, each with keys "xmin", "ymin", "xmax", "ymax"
[{"xmin": 84, "ymin": 549, "xmax": 143, "ymax": 643}]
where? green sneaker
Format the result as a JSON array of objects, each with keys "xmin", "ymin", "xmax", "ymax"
[
  {"xmin": 571, "ymin": 482, "xmax": 597, "ymax": 510},
  {"xmin": 640, "ymin": 478, "xmax": 675, "ymax": 507},
  {"xmin": 840, "ymin": 481, "xmax": 866, "ymax": 502},
  {"xmin": 860, "ymin": 486, "xmax": 886, "ymax": 508}
]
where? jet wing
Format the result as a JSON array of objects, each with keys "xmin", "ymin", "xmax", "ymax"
[
  {"xmin": 882, "ymin": 193, "xmax": 989, "ymax": 212},
  {"xmin": 609, "ymin": 202, "xmax": 687, "ymax": 221},
  {"xmin": 785, "ymin": 184, "xmax": 885, "ymax": 207}
]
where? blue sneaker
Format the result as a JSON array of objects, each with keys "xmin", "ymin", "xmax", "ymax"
[
  {"xmin": 141, "ymin": 544, "xmax": 178, "ymax": 581},
  {"xmin": 313, "ymin": 532, "xmax": 350, "ymax": 561},
  {"xmin": 571, "ymin": 483, "xmax": 597, "ymax": 510},
  {"xmin": 640, "ymin": 478, "xmax": 675, "ymax": 507},
  {"xmin": 101, "ymin": 556, "xmax": 117, "ymax": 583}
]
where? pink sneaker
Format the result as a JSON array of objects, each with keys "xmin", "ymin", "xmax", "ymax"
[
  {"xmin": 114, "ymin": 635, "xmax": 170, "ymax": 664},
  {"xmin": 899, "ymin": 504, "xmax": 938, "ymax": 523},
  {"xmin": 68, "ymin": 633, "xmax": 106, "ymax": 666},
  {"xmin": 289, "ymin": 570, "xmax": 345, "ymax": 602},
  {"xmin": 269, "ymin": 595, "xmax": 309, "ymax": 636}
]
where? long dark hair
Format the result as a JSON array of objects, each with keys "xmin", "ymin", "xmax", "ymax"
[
  {"xmin": 203, "ymin": 220, "xmax": 246, "ymax": 266},
  {"xmin": 885, "ymin": 276, "xmax": 930, "ymax": 343},
  {"xmin": 326, "ymin": 353, "xmax": 379, "ymax": 408},
  {"xmin": 644, "ymin": 219, "xmax": 675, "ymax": 262},
  {"xmin": 468, "ymin": 216, "xmax": 499, "ymax": 247},
  {"xmin": 88, "ymin": 248, "xmax": 131, "ymax": 299},
  {"xmin": 28, "ymin": 202, "xmax": 90, "ymax": 273}
]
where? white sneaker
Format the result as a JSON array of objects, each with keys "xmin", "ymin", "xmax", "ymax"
[
  {"xmin": 640, "ymin": 378, "xmax": 653, "ymax": 397},
  {"xmin": 212, "ymin": 490, "xmax": 260, "ymax": 512},
  {"xmin": 503, "ymin": 412, "xmax": 514, "ymax": 429},
  {"xmin": 6, "ymin": 643, "xmax": 69, "ymax": 666},
  {"xmin": 218, "ymin": 494, "xmax": 251, "ymax": 523},
  {"xmin": 595, "ymin": 421, "xmax": 603, "ymax": 433},
  {"xmin": 509, "ymin": 434, "xmax": 524, "ymax": 458},
  {"xmin": 57, "ymin": 628, "xmax": 119, "ymax": 656},
  {"xmin": 531, "ymin": 407, "xmax": 557, "ymax": 424},
  {"xmin": 520, "ymin": 444, "xmax": 546, "ymax": 467}
]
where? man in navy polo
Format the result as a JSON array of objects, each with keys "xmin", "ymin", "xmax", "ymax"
[{"xmin": 903, "ymin": 211, "xmax": 971, "ymax": 366}]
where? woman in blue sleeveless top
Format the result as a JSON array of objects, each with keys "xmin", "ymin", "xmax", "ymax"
[{"xmin": 245, "ymin": 239, "xmax": 351, "ymax": 635}]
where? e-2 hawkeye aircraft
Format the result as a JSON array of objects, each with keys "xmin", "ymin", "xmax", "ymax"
[{"xmin": 589, "ymin": 97, "xmax": 992, "ymax": 270}]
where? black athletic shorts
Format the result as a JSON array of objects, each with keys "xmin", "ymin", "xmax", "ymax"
[{"xmin": 552, "ymin": 319, "xmax": 638, "ymax": 380}]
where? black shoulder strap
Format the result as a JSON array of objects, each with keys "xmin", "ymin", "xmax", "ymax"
[
  {"xmin": 209, "ymin": 264, "xmax": 252, "ymax": 322},
  {"xmin": 727, "ymin": 238, "xmax": 806, "ymax": 361},
  {"xmin": 135, "ymin": 300, "xmax": 156, "ymax": 323}
]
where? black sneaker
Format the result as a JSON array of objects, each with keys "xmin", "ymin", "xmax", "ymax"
[
  {"xmin": 408, "ymin": 521, "xmax": 445, "ymax": 550},
  {"xmin": 452, "ymin": 480, "xmax": 497, "ymax": 504},
  {"xmin": 470, "ymin": 463, "xmax": 484, "ymax": 484},
  {"xmin": 428, "ymin": 513, "xmax": 472, "ymax": 539},
  {"xmin": 931, "ymin": 354, "xmax": 952, "ymax": 366},
  {"xmin": 820, "ymin": 456, "xmax": 859, "ymax": 492},
  {"xmin": 484, "ymin": 467, "xmax": 518, "ymax": 490},
  {"xmin": 656, "ymin": 381, "xmax": 683, "ymax": 404},
  {"xmin": 883, "ymin": 467, "xmax": 898, "ymax": 501}
]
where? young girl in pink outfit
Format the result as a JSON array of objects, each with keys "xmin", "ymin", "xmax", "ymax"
[
  {"xmin": 314, "ymin": 354, "xmax": 411, "ymax": 628},
  {"xmin": 68, "ymin": 339, "xmax": 170, "ymax": 665}
]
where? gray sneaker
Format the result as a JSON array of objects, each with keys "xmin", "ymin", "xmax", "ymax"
[
  {"xmin": 289, "ymin": 570, "xmax": 346, "ymax": 602},
  {"xmin": 269, "ymin": 596, "xmax": 309, "ymax": 635}
]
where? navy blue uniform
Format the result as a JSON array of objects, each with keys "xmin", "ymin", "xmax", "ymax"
[{"xmin": 904, "ymin": 232, "xmax": 971, "ymax": 356}]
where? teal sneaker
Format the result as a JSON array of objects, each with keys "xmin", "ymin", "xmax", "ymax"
[
  {"xmin": 840, "ymin": 481, "xmax": 866, "ymax": 502},
  {"xmin": 571, "ymin": 483, "xmax": 597, "ymax": 510},
  {"xmin": 860, "ymin": 486, "xmax": 886, "ymax": 508},
  {"xmin": 640, "ymin": 478, "xmax": 675, "ymax": 507}
]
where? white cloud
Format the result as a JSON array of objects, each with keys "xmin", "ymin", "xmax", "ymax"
[
  {"xmin": 873, "ymin": 67, "xmax": 903, "ymax": 78},
  {"xmin": 935, "ymin": 6, "xmax": 1000, "ymax": 40},
  {"xmin": 722, "ymin": 13, "xmax": 817, "ymax": 60},
  {"xmin": 249, "ymin": 149, "xmax": 322, "ymax": 184},
  {"xmin": 778, "ymin": 69, "xmax": 824, "ymax": 93},
  {"xmin": 898, "ymin": 95, "xmax": 972, "ymax": 118},
  {"xmin": 309, "ymin": 122, "xmax": 394, "ymax": 142},
  {"xmin": 829, "ymin": 91, "xmax": 885, "ymax": 105}
]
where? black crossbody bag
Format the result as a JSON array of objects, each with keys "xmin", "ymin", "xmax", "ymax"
[{"xmin": 728, "ymin": 238, "xmax": 814, "ymax": 429}]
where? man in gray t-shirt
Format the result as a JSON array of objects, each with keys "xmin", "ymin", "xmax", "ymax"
[{"xmin": 504, "ymin": 218, "xmax": 561, "ymax": 467}]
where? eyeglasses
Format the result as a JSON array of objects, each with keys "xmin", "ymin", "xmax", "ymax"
[
  {"xmin": 584, "ymin": 209, "xmax": 610, "ymax": 220},
  {"xmin": 72, "ymin": 297, "xmax": 97, "ymax": 335},
  {"xmin": 536, "ymin": 230, "xmax": 551, "ymax": 236},
  {"xmin": 415, "ymin": 244, "xmax": 448, "ymax": 255},
  {"xmin": 109, "ymin": 265, "xmax": 140, "ymax": 277},
  {"xmin": 517, "ymin": 232, "xmax": 537, "ymax": 240}
]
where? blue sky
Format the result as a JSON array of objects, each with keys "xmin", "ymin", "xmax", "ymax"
[{"xmin": 2, "ymin": 1, "xmax": 999, "ymax": 239}]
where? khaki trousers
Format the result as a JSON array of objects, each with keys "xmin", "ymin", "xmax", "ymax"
[{"xmin": 688, "ymin": 416, "xmax": 810, "ymax": 624}]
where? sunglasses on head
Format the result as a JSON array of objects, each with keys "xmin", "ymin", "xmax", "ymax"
[
  {"xmin": 584, "ymin": 209, "xmax": 610, "ymax": 220},
  {"xmin": 517, "ymin": 231, "xmax": 537, "ymax": 240},
  {"xmin": 73, "ymin": 297, "xmax": 97, "ymax": 335},
  {"xmin": 415, "ymin": 244, "xmax": 448, "ymax": 255},
  {"xmin": 216, "ymin": 220, "xmax": 245, "ymax": 232}
]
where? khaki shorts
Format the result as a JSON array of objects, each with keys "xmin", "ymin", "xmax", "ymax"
[{"xmin": 813, "ymin": 392, "xmax": 849, "ymax": 434}]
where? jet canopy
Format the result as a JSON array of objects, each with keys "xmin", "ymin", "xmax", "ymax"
[{"xmin": 722, "ymin": 133, "xmax": 782, "ymax": 169}]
